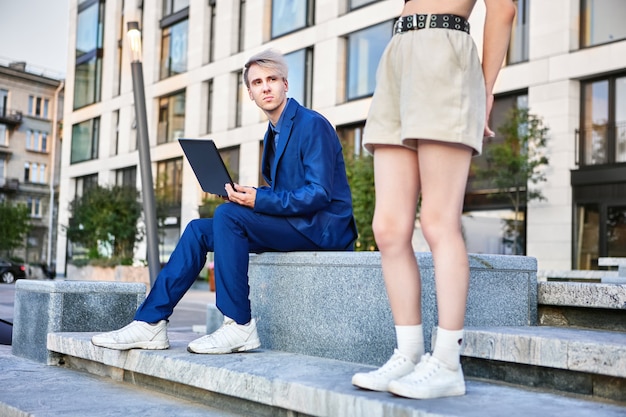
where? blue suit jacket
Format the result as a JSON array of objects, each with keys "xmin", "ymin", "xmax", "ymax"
[{"xmin": 254, "ymin": 99, "xmax": 358, "ymax": 250}]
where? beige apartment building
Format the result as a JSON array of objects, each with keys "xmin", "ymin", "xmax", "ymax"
[
  {"xmin": 55, "ymin": 0, "xmax": 626, "ymax": 276},
  {"xmin": 0, "ymin": 61, "xmax": 64, "ymax": 269}
]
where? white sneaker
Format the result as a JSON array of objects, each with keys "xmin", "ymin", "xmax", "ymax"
[
  {"xmin": 187, "ymin": 317, "xmax": 260, "ymax": 354},
  {"xmin": 91, "ymin": 320, "xmax": 169, "ymax": 350},
  {"xmin": 388, "ymin": 353, "xmax": 466, "ymax": 399},
  {"xmin": 352, "ymin": 349, "xmax": 415, "ymax": 391}
]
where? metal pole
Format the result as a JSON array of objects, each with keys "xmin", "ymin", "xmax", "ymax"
[{"xmin": 130, "ymin": 61, "xmax": 160, "ymax": 286}]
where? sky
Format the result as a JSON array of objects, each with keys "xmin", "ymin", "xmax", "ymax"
[{"xmin": 0, "ymin": 0, "xmax": 70, "ymax": 78}]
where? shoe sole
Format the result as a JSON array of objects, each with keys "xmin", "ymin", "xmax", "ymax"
[
  {"xmin": 351, "ymin": 375, "xmax": 391, "ymax": 392},
  {"xmin": 388, "ymin": 382, "xmax": 465, "ymax": 399},
  {"xmin": 187, "ymin": 339, "xmax": 261, "ymax": 354},
  {"xmin": 91, "ymin": 339, "xmax": 169, "ymax": 350}
]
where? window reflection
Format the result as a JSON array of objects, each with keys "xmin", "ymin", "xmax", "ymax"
[
  {"xmin": 160, "ymin": 19, "xmax": 188, "ymax": 79},
  {"xmin": 284, "ymin": 48, "xmax": 312, "ymax": 107},
  {"xmin": 346, "ymin": 21, "xmax": 392, "ymax": 100},
  {"xmin": 158, "ymin": 91, "xmax": 186, "ymax": 144},
  {"xmin": 581, "ymin": 0, "xmax": 626, "ymax": 47},
  {"xmin": 272, "ymin": 0, "xmax": 310, "ymax": 38}
]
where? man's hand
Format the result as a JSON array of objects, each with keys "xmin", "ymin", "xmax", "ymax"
[{"xmin": 225, "ymin": 183, "xmax": 257, "ymax": 208}]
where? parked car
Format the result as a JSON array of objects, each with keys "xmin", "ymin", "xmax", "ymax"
[{"xmin": 0, "ymin": 258, "xmax": 26, "ymax": 284}]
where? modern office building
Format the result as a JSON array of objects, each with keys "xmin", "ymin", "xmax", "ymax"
[
  {"xmin": 55, "ymin": 0, "xmax": 626, "ymax": 276},
  {"xmin": 0, "ymin": 60, "xmax": 64, "ymax": 268}
]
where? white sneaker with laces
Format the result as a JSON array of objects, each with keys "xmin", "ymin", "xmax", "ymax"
[
  {"xmin": 388, "ymin": 353, "xmax": 466, "ymax": 399},
  {"xmin": 91, "ymin": 320, "xmax": 169, "ymax": 350},
  {"xmin": 351, "ymin": 349, "xmax": 415, "ymax": 391},
  {"xmin": 187, "ymin": 317, "xmax": 261, "ymax": 354}
]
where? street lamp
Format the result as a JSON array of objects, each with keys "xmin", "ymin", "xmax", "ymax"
[{"xmin": 127, "ymin": 21, "xmax": 160, "ymax": 286}]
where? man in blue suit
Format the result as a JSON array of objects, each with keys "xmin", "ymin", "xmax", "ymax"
[{"xmin": 92, "ymin": 49, "xmax": 358, "ymax": 354}]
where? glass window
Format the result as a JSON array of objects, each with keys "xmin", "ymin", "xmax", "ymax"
[
  {"xmin": 156, "ymin": 158, "xmax": 183, "ymax": 207},
  {"xmin": 206, "ymin": 79, "xmax": 214, "ymax": 133},
  {"xmin": 219, "ymin": 146, "xmax": 240, "ymax": 183},
  {"xmin": 160, "ymin": 19, "xmax": 188, "ymax": 79},
  {"xmin": 24, "ymin": 162, "xmax": 30, "ymax": 182},
  {"xmin": 74, "ymin": 174, "xmax": 98, "ymax": 198},
  {"xmin": 582, "ymin": 80, "xmax": 609, "ymax": 165},
  {"xmin": 506, "ymin": 0, "xmax": 530, "ymax": 64},
  {"xmin": 163, "ymin": 0, "xmax": 189, "ymax": 16},
  {"xmin": 0, "ymin": 124, "xmax": 7, "ymax": 146},
  {"xmin": 71, "ymin": 118, "xmax": 100, "ymax": 164},
  {"xmin": 74, "ymin": 0, "xmax": 104, "ymax": 109},
  {"xmin": 237, "ymin": 0, "xmax": 246, "ymax": 52},
  {"xmin": 27, "ymin": 197, "xmax": 43, "ymax": 218},
  {"xmin": 114, "ymin": 0, "xmax": 125, "ymax": 96},
  {"xmin": 581, "ymin": 0, "xmax": 626, "ymax": 47},
  {"xmin": 272, "ymin": 0, "xmax": 312, "ymax": 38},
  {"xmin": 616, "ymin": 77, "xmax": 626, "ymax": 162},
  {"xmin": 346, "ymin": 21, "xmax": 393, "ymax": 101},
  {"xmin": 580, "ymin": 75, "xmax": 626, "ymax": 165},
  {"xmin": 575, "ymin": 204, "xmax": 600, "ymax": 269},
  {"xmin": 207, "ymin": 1, "xmax": 216, "ymax": 62},
  {"xmin": 284, "ymin": 48, "xmax": 313, "ymax": 108},
  {"xmin": 234, "ymin": 71, "xmax": 244, "ymax": 128},
  {"xmin": 74, "ymin": 57, "xmax": 103, "ymax": 109},
  {"xmin": 158, "ymin": 91, "xmax": 186, "ymax": 144},
  {"xmin": 116, "ymin": 166, "xmax": 137, "ymax": 188},
  {"xmin": 76, "ymin": 1, "xmax": 101, "ymax": 58},
  {"xmin": 337, "ymin": 122, "xmax": 366, "ymax": 158},
  {"xmin": 23, "ymin": 162, "xmax": 46, "ymax": 184},
  {"xmin": 607, "ymin": 206, "xmax": 626, "ymax": 258}
]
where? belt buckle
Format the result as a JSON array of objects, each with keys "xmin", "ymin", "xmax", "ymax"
[{"xmin": 393, "ymin": 19, "xmax": 403, "ymax": 34}]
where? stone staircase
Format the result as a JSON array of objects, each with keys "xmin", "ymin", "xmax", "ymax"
[{"xmin": 5, "ymin": 253, "xmax": 626, "ymax": 416}]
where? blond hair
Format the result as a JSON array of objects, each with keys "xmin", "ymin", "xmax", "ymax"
[{"xmin": 243, "ymin": 49, "xmax": 288, "ymax": 88}]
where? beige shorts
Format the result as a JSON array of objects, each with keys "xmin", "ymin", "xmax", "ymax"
[{"xmin": 363, "ymin": 26, "xmax": 486, "ymax": 155}]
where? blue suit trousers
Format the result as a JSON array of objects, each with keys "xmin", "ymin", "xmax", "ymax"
[{"xmin": 134, "ymin": 202, "xmax": 322, "ymax": 325}]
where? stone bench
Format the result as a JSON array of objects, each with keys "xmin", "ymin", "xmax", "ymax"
[
  {"xmin": 12, "ymin": 280, "xmax": 146, "ymax": 364},
  {"xmin": 243, "ymin": 251, "xmax": 537, "ymax": 367}
]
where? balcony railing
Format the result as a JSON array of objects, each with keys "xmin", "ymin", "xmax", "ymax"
[
  {"xmin": 576, "ymin": 122, "xmax": 626, "ymax": 166},
  {"xmin": 0, "ymin": 177, "xmax": 19, "ymax": 192},
  {"xmin": 0, "ymin": 107, "xmax": 23, "ymax": 125}
]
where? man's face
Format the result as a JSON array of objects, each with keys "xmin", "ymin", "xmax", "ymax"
[{"xmin": 247, "ymin": 64, "xmax": 288, "ymax": 119}]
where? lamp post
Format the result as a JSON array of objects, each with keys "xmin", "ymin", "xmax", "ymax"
[{"xmin": 127, "ymin": 21, "xmax": 160, "ymax": 286}]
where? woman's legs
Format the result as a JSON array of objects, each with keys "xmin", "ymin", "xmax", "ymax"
[
  {"xmin": 372, "ymin": 145, "xmax": 422, "ymax": 327},
  {"xmin": 417, "ymin": 140, "xmax": 472, "ymax": 332},
  {"xmin": 351, "ymin": 145, "xmax": 423, "ymax": 391},
  {"xmin": 417, "ymin": 140, "xmax": 472, "ymax": 371}
]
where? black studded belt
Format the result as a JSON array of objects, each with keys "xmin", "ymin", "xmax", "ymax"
[{"xmin": 394, "ymin": 14, "xmax": 470, "ymax": 35}]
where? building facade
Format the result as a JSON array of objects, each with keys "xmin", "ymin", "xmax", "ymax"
[
  {"xmin": 0, "ymin": 61, "xmax": 64, "ymax": 268},
  {"xmin": 56, "ymin": 0, "xmax": 626, "ymax": 276}
]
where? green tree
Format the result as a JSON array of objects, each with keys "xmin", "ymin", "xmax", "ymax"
[
  {"xmin": 0, "ymin": 201, "xmax": 31, "ymax": 258},
  {"xmin": 345, "ymin": 154, "xmax": 377, "ymax": 251},
  {"xmin": 65, "ymin": 185, "xmax": 143, "ymax": 263},
  {"xmin": 473, "ymin": 107, "xmax": 550, "ymax": 254}
]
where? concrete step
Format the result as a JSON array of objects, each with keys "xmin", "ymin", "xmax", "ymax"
[
  {"xmin": 538, "ymin": 282, "xmax": 626, "ymax": 332},
  {"xmin": 0, "ymin": 345, "xmax": 241, "ymax": 417},
  {"xmin": 463, "ymin": 326, "xmax": 626, "ymax": 402},
  {"xmin": 44, "ymin": 331, "xmax": 626, "ymax": 417}
]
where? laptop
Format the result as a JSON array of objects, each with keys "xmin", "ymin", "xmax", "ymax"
[{"xmin": 178, "ymin": 139, "xmax": 235, "ymax": 198}]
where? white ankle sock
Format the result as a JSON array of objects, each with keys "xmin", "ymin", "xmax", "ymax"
[
  {"xmin": 432, "ymin": 327, "xmax": 464, "ymax": 370},
  {"xmin": 395, "ymin": 324, "xmax": 424, "ymax": 363}
]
